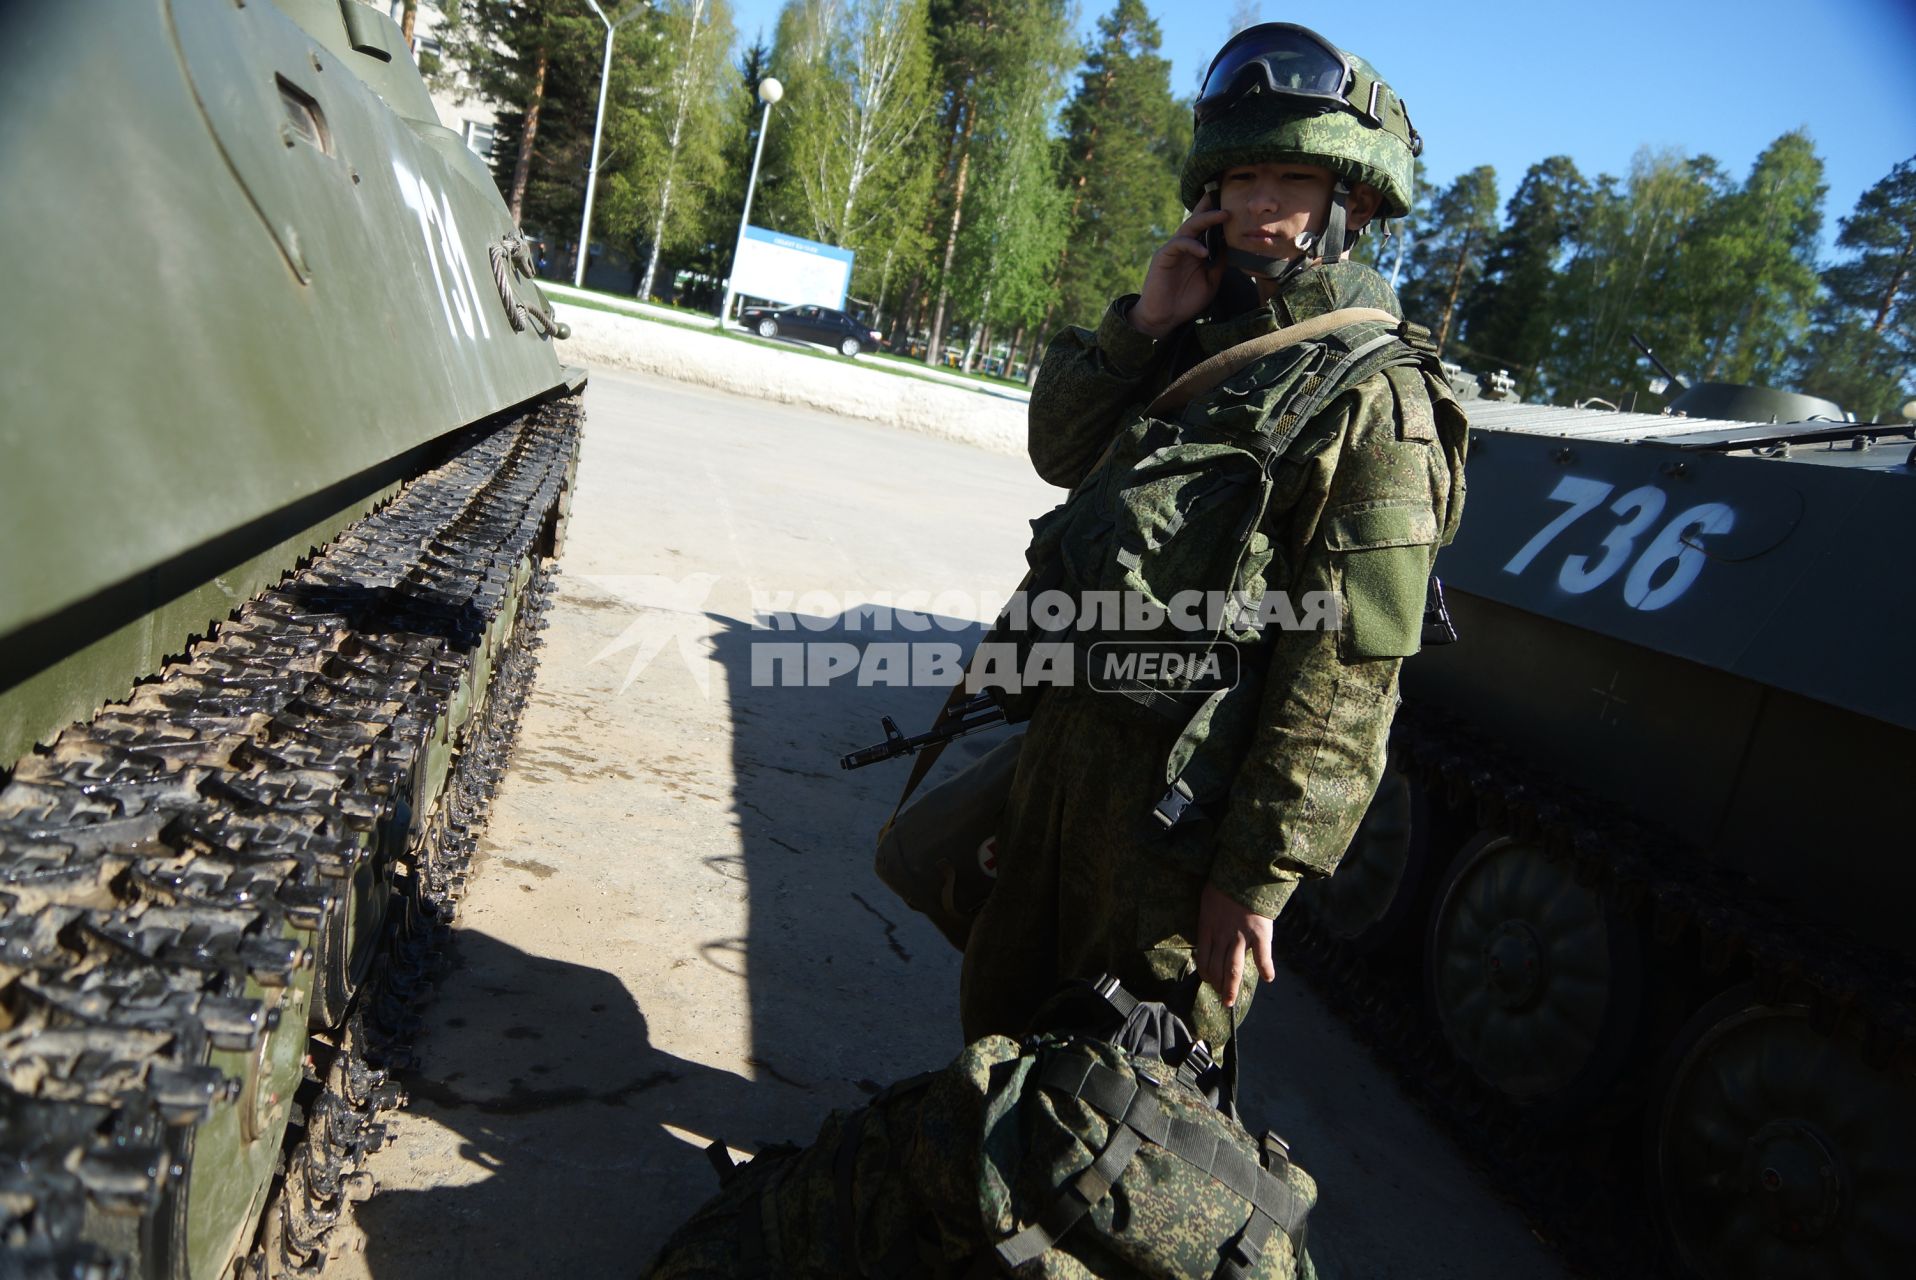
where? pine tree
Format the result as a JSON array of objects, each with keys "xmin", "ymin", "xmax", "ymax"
[
  {"xmin": 1051, "ymin": 0, "xmax": 1184, "ymax": 332},
  {"xmin": 1457, "ymin": 155, "xmax": 1586, "ymax": 386},
  {"xmin": 672, "ymin": 36, "xmax": 772, "ymax": 310},
  {"xmin": 915, "ymin": 0, "xmax": 1011, "ymax": 365},
  {"xmin": 1798, "ymin": 156, "xmax": 1916, "ymax": 420},
  {"xmin": 1397, "ymin": 165, "xmax": 1498, "ymax": 352},
  {"xmin": 443, "ymin": 1, "xmax": 604, "ymax": 236}
]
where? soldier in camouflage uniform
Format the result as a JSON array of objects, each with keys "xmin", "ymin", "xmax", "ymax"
[{"xmin": 961, "ymin": 24, "xmax": 1467, "ymax": 1068}]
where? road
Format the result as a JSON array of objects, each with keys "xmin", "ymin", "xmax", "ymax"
[{"xmin": 322, "ymin": 366, "xmax": 1568, "ymax": 1279}]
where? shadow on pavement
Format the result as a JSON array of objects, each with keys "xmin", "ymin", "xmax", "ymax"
[
  {"xmin": 352, "ymin": 929, "xmax": 768, "ymax": 1276},
  {"xmin": 702, "ymin": 607, "xmax": 993, "ymax": 1100}
]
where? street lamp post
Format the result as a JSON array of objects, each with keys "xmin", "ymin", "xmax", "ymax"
[
  {"xmin": 575, "ymin": 1, "xmax": 646, "ymax": 289},
  {"xmin": 718, "ymin": 77, "xmax": 783, "ymax": 328}
]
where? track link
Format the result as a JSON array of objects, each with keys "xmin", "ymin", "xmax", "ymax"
[{"xmin": 0, "ymin": 394, "xmax": 581, "ymax": 1279}]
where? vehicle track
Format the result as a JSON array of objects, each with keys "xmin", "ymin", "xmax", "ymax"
[{"xmin": 0, "ymin": 393, "xmax": 581, "ymax": 1279}]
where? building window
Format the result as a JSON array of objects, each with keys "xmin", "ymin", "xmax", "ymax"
[{"xmin": 463, "ymin": 120, "xmax": 496, "ymax": 160}]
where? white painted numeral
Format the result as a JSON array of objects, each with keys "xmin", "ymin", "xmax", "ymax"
[
  {"xmin": 392, "ymin": 158, "xmax": 486, "ymax": 342},
  {"xmin": 1622, "ymin": 502, "xmax": 1736, "ymax": 611},
  {"xmin": 1558, "ymin": 485, "xmax": 1667, "ymax": 595},
  {"xmin": 1502, "ymin": 475, "xmax": 1614, "ymax": 576},
  {"xmin": 1506, "ymin": 473, "xmax": 1737, "ymax": 611}
]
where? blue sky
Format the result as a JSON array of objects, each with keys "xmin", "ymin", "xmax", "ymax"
[{"xmin": 725, "ymin": 0, "xmax": 1916, "ymax": 255}]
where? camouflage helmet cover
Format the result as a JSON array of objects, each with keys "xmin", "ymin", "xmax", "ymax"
[{"xmin": 1179, "ymin": 43, "xmax": 1420, "ymax": 218}]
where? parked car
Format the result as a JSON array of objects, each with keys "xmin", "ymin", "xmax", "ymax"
[{"xmin": 739, "ymin": 303, "xmax": 883, "ymax": 356}]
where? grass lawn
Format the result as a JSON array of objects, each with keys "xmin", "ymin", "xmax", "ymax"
[{"xmin": 544, "ymin": 285, "xmax": 1033, "ymax": 398}]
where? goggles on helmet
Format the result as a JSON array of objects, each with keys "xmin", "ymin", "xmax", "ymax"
[{"xmin": 1194, "ymin": 22, "xmax": 1423, "ymax": 157}]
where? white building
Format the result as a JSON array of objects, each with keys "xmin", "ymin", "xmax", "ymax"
[{"xmin": 369, "ymin": 1, "xmax": 498, "ymax": 161}]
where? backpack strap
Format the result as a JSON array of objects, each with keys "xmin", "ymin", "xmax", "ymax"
[
  {"xmin": 833, "ymin": 1108, "xmax": 870, "ymax": 1267},
  {"xmin": 992, "ymin": 1110, "xmax": 1151, "ymax": 1269},
  {"xmin": 737, "ymin": 1157, "xmax": 798, "ymax": 1278},
  {"xmin": 826, "ymin": 1075, "xmax": 944, "ymax": 1278},
  {"xmin": 1153, "ymin": 324, "xmax": 1425, "ymax": 828},
  {"xmin": 1146, "ymin": 307, "xmax": 1401, "ymax": 416},
  {"xmin": 1012, "ymin": 1053, "xmax": 1312, "ymax": 1261}
]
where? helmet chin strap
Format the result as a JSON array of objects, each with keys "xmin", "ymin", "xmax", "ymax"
[{"xmin": 1212, "ymin": 179, "xmax": 1353, "ymax": 281}]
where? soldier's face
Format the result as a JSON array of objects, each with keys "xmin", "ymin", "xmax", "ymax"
[{"xmin": 1216, "ymin": 162, "xmax": 1337, "ymax": 260}]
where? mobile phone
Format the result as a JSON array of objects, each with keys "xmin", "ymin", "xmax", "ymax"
[{"xmin": 1202, "ymin": 181, "xmax": 1224, "ymax": 262}]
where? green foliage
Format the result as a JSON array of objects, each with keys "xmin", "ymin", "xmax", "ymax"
[
  {"xmin": 1457, "ymin": 155, "xmax": 1586, "ymax": 386},
  {"xmin": 789, "ymin": 1, "xmax": 937, "ymax": 257},
  {"xmin": 946, "ymin": 0, "xmax": 1078, "ymax": 334},
  {"xmin": 596, "ymin": 0, "xmax": 739, "ymax": 298},
  {"xmin": 1798, "ymin": 157, "xmax": 1916, "ymax": 420},
  {"xmin": 1544, "ymin": 150, "xmax": 1731, "ymax": 403},
  {"xmin": 443, "ymin": 1, "xmax": 1904, "ymax": 413},
  {"xmin": 1395, "ymin": 164, "xmax": 1496, "ymax": 349},
  {"xmin": 1692, "ymin": 130, "xmax": 1825, "ymax": 384},
  {"xmin": 1053, "ymin": 0, "xmax": 1186, "ymax": 331},
  {"xmin": 673, "ymin": 35, "xmax": 774, "ymax": 307},
  {"xmin": 441, "ymin": 0, "xmax": 606, "ymax": 234},
  {"xmin": 752, "ymin": 0, "xmax": 840, "ymax": 237}
]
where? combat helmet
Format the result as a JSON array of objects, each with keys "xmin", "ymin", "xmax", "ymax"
[{"xmin": 1180, "ymin": 23, "xmax": 1422, "ymax": 279}]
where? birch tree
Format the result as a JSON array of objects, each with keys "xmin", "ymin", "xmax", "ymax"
[
  {"xmin": 600, "ymin": 0, "xmax": 737, "ymax": 299},
  {"xmin": 1544, "ymin": 151, "xmax": 1726, "ymax": 401},
  {"xmin": 788, "ymin": 0, "xmax": 935, "ymax": 253},
  {"xmin": 753, "ymin": 0, "xmax": 843, "ymax": 235},
  {"xmin": 946, "ymin": 0, "xmax": 1076, "ymax": 369}
]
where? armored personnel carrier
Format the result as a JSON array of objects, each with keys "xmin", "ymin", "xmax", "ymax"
[
  {"xmin": 1290, "ymin": 381, "xmax": 1915, "ymax": 1276},
  {"xmin": 0, "ymin": 3, "xmax": 580, "ymax": 1275}
]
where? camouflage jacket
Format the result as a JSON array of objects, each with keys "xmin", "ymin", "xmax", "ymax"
[{"xmin": 1026, "ymin": 262, "xmax": 1466, "ymax": 917}]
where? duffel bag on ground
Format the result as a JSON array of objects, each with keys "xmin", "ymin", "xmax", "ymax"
[{"xmin": 642, "ymin": 981, "xmax": 1315, "ymax": 1279}]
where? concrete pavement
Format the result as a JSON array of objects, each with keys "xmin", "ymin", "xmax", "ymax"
[{"xmin": 322, "ymin": 367, "xmax": 1567, "ymax": 1279}]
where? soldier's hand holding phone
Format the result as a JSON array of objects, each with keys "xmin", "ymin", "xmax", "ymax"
[{"xmin": 1128, "ymin": 191, "xmax": 1230, "ymax": 340}]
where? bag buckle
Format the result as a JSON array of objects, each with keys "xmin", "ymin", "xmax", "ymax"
[{"xmin": 1151, "ymin": 780, "xmax": 1197, "ymax": 830}]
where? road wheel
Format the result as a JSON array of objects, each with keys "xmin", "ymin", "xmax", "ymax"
[
  {"xmin": 757, "ymin": 318, "xmax": 777, "ymax": 337},
  {"xmin": 1295, "ymin": 755, "xmax": 1439, "ymax": 954},
  {"xmin": 1426, "ymin": 833, "xmax": 1644, "ymax": 1120},
  {"xmin": 1652, "ymin": 985, "xmax": 1916, "ymax": 1279},
  {"xmin": 314, "ymin": 823, "xmax": 390, "ymax": 1029},
  {"xmin": 839, "ymin": 337, "xmax": 860, "ymax": 357}
]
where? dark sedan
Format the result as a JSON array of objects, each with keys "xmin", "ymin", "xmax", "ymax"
[{"xmin": 738, "ymin": 303, "xmax": 883, "ymax": 357}]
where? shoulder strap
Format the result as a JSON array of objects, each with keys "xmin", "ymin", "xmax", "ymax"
[{"xmin": 1145, "ymin": 307, "xmax": 1400, "ymax": 417}]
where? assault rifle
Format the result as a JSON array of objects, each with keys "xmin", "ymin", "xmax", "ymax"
[{"xmin": 839, "ymin": 690, "xmax": 1005, "ymax": 770}]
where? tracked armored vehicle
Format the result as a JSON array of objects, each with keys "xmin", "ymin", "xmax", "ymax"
[
  {"xmin": 1289, "ymin": 385, "xmax": 1916, "ymax": 1276},
  {"xmin": 0, "ymin": 3, "xmax": 580, "ymax": 1276}
]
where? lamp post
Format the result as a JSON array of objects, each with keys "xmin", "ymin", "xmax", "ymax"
[
  {"xmin": 575, "ymin": 1, "xmax": 646, "ymax": 289},
  {"xmin": 718, "ymin": 76, "xmax": 783, "ymax": 328}
]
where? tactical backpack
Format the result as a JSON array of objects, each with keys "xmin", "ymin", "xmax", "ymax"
[
  {"xmin": 642, "ymin": 981, "xmax": 1316, "ymax": 1280},
  {"xmin": 990, "ymin": 308, "xmax": 1467, "ymax": 828},
  {"xmin": 869, "ymin": 311, "xmax": 1466, "ymax": 951}
]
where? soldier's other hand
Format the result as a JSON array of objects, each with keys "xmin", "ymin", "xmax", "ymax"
[
  {"xmin": 1196, "ymin": 884, "xmax": 1277, "ymax": 1008},
  {"xmin": 1130, "ymin": 193, "xmax": 1229, "ymax": 340}
]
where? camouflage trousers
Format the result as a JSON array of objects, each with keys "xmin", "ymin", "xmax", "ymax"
[{"xmin": 960, "ymin": 683, "xmax": 1255, "ymax": 1058}]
